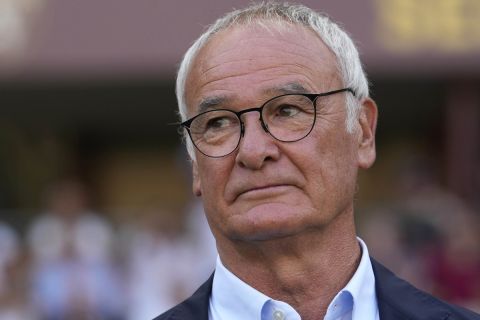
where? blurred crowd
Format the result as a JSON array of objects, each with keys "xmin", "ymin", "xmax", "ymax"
[
  {"xmin": 360, "ymin": 157, "xmax": 480, "ymax": 313},
  {"xmin": 0, "ymin": 173, "xmax": 479, "ymax": 319},
  {"xmin": 0, "ymin": 180, "xmax": 216, "ymax": 320}
]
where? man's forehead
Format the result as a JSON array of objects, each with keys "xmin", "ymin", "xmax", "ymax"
[
  {"xmin": 202, "ymin": 23, "xmax": 328, "ymax": 59},
  {"xmin": 193, "ymin": 22, "xmax": 336, "ymax": 73},
  {"xmin": 185, "ymin": 22, "xmax": 340, "ymax": 114}
]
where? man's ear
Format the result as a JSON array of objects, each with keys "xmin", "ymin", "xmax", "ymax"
[
  {"xmin": 192, "ymin": 160, "xmax": 202, "ymax": 197},
  {"xmin": 357, "ymin": 97, "xmax": 378, "ymax": 169}
]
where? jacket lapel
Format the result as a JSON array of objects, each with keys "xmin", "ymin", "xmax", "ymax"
[
  {"xmin": 371, "ymin": 258, "xmax": 452, "ymax": 320},
  {"xmin": 161, "ymin": 274, "xmax": 213, "ymax": 320}
]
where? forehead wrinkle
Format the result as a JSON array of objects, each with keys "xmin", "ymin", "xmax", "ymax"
[
  {"xmin": 204, "ymin": 25, "xmax": 335, "ymax": 65},
  {"xmin": 201, "ymin": 49, "xmax": 333, "ymax": 77},
  {"xmin": 202, "ymin": 56, "xmax": 321, "ymax": 74},
  {"xmin": 200, "ymin": 57, "xmax": 262, "ymax": 76},
  {"xmin": 214, "ymin": 23, "xmax": 326, "ymax": 56},
  {"xmin": 199, "ymin": 31, "xmax": 336, "ymax": 74},
  {"xmin": 198, "ymin": 52, "xmax": 338, "ymax": 95},
  {"xmin": 200, "ymin": 63, "xmax": 322, "ymax": 92},
  {"xmin": 262, "ymin": 82, "xmax": 310, "ymax": 95}
]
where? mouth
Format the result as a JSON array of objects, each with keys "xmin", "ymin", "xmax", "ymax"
[{"xmin": 237, "ymin": 184, "xmax": 292, "ymax": 199}]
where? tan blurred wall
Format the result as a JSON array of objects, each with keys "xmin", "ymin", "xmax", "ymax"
[{"xmin": 1, "ymin": 0, "xmax": 479, "ymax": 80}]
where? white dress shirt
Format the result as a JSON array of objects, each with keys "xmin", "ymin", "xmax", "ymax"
[{"xmin": 209, "ymin": 238, "xmax": 379, "ymax": 320}]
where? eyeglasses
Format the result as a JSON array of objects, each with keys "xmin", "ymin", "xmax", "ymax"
[{"xmin": 181, "ymin": 88, "xmax": 355, "ymax": 158}]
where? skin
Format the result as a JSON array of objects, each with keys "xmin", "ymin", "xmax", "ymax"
[{"xmin": 185, "ymin": 22, "xmax": 377, "ymax": 320}]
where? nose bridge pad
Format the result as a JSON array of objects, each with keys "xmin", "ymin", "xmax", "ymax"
[
  {"xmin": 260, "ymin": 118, "xmax": 269, "ymax": 133},
  {"xmin": 240, "ymin": 122, "xmax": 245, "ymax": 138},
  {"xmin": 257, "ymin": 111, "xmax": 269, "ymax": 133}
]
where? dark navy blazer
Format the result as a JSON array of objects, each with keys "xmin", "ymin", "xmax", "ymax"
[{"xmin": 154, "ymin": 259, "xmax": 480, "ymax": 320}]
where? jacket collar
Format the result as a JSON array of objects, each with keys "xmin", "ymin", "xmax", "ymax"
[
  {"xmin": 371, "ymin": 258, "xmax": 453, "ymax": 320},
  {"xmin": 157, "ymin": 259, "xmax": 478, "ymax": 320},
  {"xmin": 156, "ymin": 274, "xmax": 213, "ymax": 320}
]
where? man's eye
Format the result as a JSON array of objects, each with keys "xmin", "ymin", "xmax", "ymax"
[
  {"xmin": 276, "ymin": 105, "xmax": 302, "ymax": 117},
  {"xmin": 205, "ymin": 116, "xmax": 233, "ymax": 129}
]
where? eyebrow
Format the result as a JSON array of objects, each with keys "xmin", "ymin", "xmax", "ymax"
[
  {"xmin": 196, "ymin": 82, "xmax": 310, "ymax": 114},
  {"xmin": 197, "ymin": 95, "xmax": 230, "ymax": 114}
]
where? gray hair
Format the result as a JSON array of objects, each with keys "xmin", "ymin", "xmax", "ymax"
[{"xmin": 176, "ymin": 2, "xmax": 369, "ymax": 159}]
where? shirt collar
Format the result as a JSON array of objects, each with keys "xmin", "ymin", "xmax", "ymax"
[
  {"xmin": 210, "ymin": 237, "xmax": 377, "ymax": 320},
  {"xmin": 210, "ymin": 255, "xmax": 270, "ymax": 319},
  {"xmin": 324, "ymin": 238, "xmax": 378, "ymax": 320}
]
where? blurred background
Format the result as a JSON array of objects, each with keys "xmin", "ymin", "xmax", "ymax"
[{"xmin": 0, "ymin": 0, "xmax": 479, "ymax": 318}]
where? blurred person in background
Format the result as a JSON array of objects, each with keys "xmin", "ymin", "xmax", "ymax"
[
  {"xmin": 361, "ymin": 155, "xmax": 480, "ymax": 313},
  {"xmin": 125, "ymin": 206, "xmax": 193, "ymax": 320},
  {"xmin": 26, "ymin": 179, "xmax": 125, "ymax": 320},
  {"xmin": 398, "ymin": 158, "xmax": 480, "ymax": 311},
  {"xmin": 125, "ymin": 201, "xmax": 216, "ymax": 319},
  {"xmin": 365, "ymin": 154, "xmax": 480, "ymax": 312},
  {"xmin": 0, "ymin": 222, "xmax": 31, "ymax": 319},
  {"xmin": 155, "ymin": 2, "xmax": 480, "ymax": 320}
]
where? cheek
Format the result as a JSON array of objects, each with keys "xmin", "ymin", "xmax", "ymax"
[
  {"xmin": 324, "ymin": 143, "xmax": 358, "ymax": 201},
  {"xmin": 196, "ymin": 160, "xmax": 236, "ymax": 238},
  {"xmin": 300, "ymin": 131, "xmax": 358, "ymax": 201},
  {"xmin": 196, "ymin": 158, "xmax": 232, "ymax": 203}
]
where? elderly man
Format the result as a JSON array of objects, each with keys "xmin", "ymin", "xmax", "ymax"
[{"xmin": 155, "ymin": 2, "xmax": 480, "ymax": 320}]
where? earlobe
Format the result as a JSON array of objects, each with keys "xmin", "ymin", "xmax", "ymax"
[
  {"xmin": 192, "ymin": 161, "xmax": 202, "ymax": 197},
  {"xmin": 357, "ymin": 98, "xmax": 378, "ymax": 169}
]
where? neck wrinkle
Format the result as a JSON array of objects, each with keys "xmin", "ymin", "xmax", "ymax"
[{"xmin": 216, "ymin": 207, "xmax": 360, "ymax": 320}]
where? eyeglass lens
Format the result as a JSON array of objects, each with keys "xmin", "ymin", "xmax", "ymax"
[{"xmin": 188, "ymin": 94, "xmax": 316, "ymax": 157}]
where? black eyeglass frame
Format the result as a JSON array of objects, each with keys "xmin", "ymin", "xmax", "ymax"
[{"xmin": 180, "ymin": 87, "xmax": 356, "ymax": 158}]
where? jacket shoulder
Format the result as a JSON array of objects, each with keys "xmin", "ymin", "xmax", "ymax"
[
  {"xmin": 371, "ymin": 258, "xmax": 480, "ymax": 320},
  {"xmin": 152, "ymin": 274, "xmax": 213, "ymax": 320}
]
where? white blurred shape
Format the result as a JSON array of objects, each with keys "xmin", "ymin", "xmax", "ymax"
[
  {"xmin": 73, "ymin": 213, "xmax": 114, "ymax": 263},
  {"xmin": 0, "ymin": 1, "xmax": 26, "ymax": 55}
]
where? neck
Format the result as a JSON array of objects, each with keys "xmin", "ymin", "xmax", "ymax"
[{"xmin": 216, "ymin": 209, "xmax": 361, "ymax": 320}]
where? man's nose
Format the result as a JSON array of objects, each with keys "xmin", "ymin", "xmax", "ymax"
[{"xmin": 235, "ymin": 113, "xmax": 280, "ymax": 169}]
